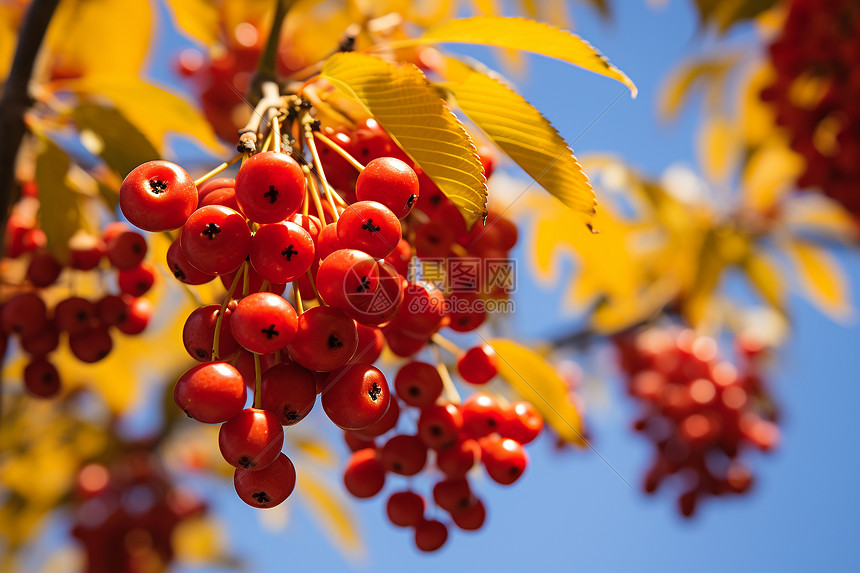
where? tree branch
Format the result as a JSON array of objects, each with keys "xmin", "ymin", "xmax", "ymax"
[
  {"xmin": 249, "ymin": 0, "xmax": 296, "ymax": 100},
  {"xmin": 0, "ymin": 0, "xmax": 62, "ymax": 423}
]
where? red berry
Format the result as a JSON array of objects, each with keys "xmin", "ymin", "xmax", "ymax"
[
  {"xmin": 432, "ymin": 477, "xmax": 472, "ymax": 512},
  {"xmin": 414, "ymin": 519, "xmax": 448, "ymax": 552},
  {"xmin": 166, "ymin": 233, "xmax": 215, "ymax": 285},
  {"xmin": 337, "ymin": 200, "xmax": 402, "ymax": 259},
  {"xmin": 119, "ymin": 160, "xmax": 198, "ymax": 232},
  {"xmin": 322, "ymin": 364, "xmax": 390, "ymax": 430},
  {"xmin": 26, "ymin": 250, "xmax": 63, "ymax": 287},
  {"xmin": 343, "ymin": 448, "xmax": 385, "ymax": 498},
  {"xmin": 68, "ymin": 326, "xmax": 113, "ymax": 363},
  {"xmin": 230, "ymin": 292, "xmax": 298, "ymax": 354},
  {"xmin": 174, "ymin": 362, "xmax": 247, "ymax": 423},
  {"xmin": 381, "ymin": 434, "xmax": 427, "ymax": 476},
  {"xmin": 1, "ymin": 292, "xmax": 48, "ymax": 337},
  {"xmin": 480, "ymin": 434, "xmax": 528, "ymax": 485},
  {"xmin": 219, "ymin": 408, "xmax": 284, "ymax": 470},
  {"xmin": 54, "ymin": 296, "xmax": 97, "ymax": 334},
  {"xmin": 260, "ymin": 363, "xmax": 317, "ymax": 425},
  {"xmin": 117, "ymin": 262, "xmax": 156, "ymax": 297},
  {"xmin": 234, "ymin": 151, "xmax": 305, "ymax": 223},
  {"xmin": 116, "ymin": 296, "xmax": 152, "ymax": 335},
  {"xmin": 436, "ymin": 438, "xmax": 480, "ymax": 479},
  {"xmin": 315, "ymin": 249, "xmax": 379, "ymax": 311},
  {"xmin": 386, "ymin": 491, "xmax": 425, "ymax": 527},
  {"xmin": 287, "ymin": 306, "xmax": 358, "ymax": 372},
  {"xmin": 23, "ymin": 358, "xmax": 61, "ymax": 398},
  {"xmin": 234, "ymin": 452, "xmax": 296, "ymax": 508},
  {"xmin": 349, "ymin": 323, "xmax": 385, "ymax": 365},
  {"xmin": 457, "ymin": 345, "xmax": 498, "ymax": 385},
  {"xmin": 451, "ymin": 496, "xmax": 486, "ymax": 531},
  {"xmin": 249, "ymin": 221, "xmax": 315, "ymax": 283},
  {"xmin": 105, "ymin": 229, "xmax": 147, "ymax": 269},
  {"xmin": 500, "ymin": 401, "xmax": 543, "ymax": 444},
  {"xmin": 182, "ymin": 304, "xmax": 240, "ymax": 361},
  {"xmin": 355, "ymin": 157, "xmax": 420, "ymax": 219},
  {"xmin": 351, "ymin": 395, "xmax": 400, "ymax": 439},
  {"xmin": 394, "ymin": 361, "xmax": 443, "ymax": 408},
  {"xmin": 417, "ymin": 402, "xmax": 463, "ymax": 450},
  {"xmin": 181, "ymin": 205, "xmax": 251, "ymax": 275},
  {"xmin": 461, "ymin": 392, "xmax": 505, "ymax": 439}
]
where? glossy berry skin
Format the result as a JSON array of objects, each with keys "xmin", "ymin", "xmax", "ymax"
[
  {"xmin": 461, "ymin": 392, "xmax": 505, "ymax": 439},
  {"xmin": 196, "ymin": 176, "xmax": 235, "ymax": 205},
  {"xmin": 337, "ymin": 201, "xmax": 402, "ymax": 259},
  {"xmin": 117, "ymin": 262, "xmax": 156, "ymax": 297},
  {"xmin": 105, "ymin": 229, "xmax": 147, "ymax": 269},
  {"xmin": 23, "ymin": 358, "xmax": 61, "ymax": 398},
  {"xmin": 174, "ymin": 362, "xmax": 247, "ymax": 423},
  {"xmin": 343, "ymin": 448, "xmax": 386, "ymax": 498},
  {"xmin": 451, "ymin": 497, "xmax": 486, "ymax": 531},
  {"xmin": 260, "ymin": 363, "xmax": 317, "ymax": 425},
  {"xmin": 69, "ymin": 326, "xmax": 113, "ymax": 363},
  {"xmin": 394, "ymin": 361, "xmax": 443, "ymax": 408},
  {"xmin": 219, "ymin": 408, "xmax": 284, "ymax": 470},
  {"xmin": 351, "ymin": 397, "xmax": 399, "ymax": 439},
  {"xmin": 457, "ymin": 345, "xmax": 498, "ymax": 385},
  {"xmin": 166, "ymin": 234, "xmax": 215, "ymax": 284},
  {"xmin": 480, "ymin": 435, "xmax": 528, "ymax": 485},
  {"xmin": 414, "ymin": 519, "xmax": 448, "ymax": 552},
  {"xmin": 436, "ymin": 438, "xmax": 480, "ymax": 479},
  {"xmin": 349, "ymin": 324, "xmax": 385, "ymax": 365},
  {"xmin": 54, "ymin": 296, "xmax": 97, "ymax": 335},
  {"xmin": 433, "ymin": 478, "xmax": 472, "ymax": 513},
  {"xmin": 26, "ymin": 250, "xmax": 62, "ymax": 287},
  {"xmin": 287, "ymin": 306, "xmax": 358, "ymax": 372},
  {"xmin": 1, "ymin": 292, "xmax": 48, "ymax": 338},
  {"xmin": 234, "ymin": 151, "xmax": 305, "ymax": 223},
  {"xmin": 389, "ymin": 282, "xmax": 446, "ymax": 336},
  {"xmin": 115, "ymin": 296, "xmax": 152, "ymax": 335},
  {"xmin": 20, "ymin": 323, "xmax": 59, "ymax": 356},
  {"xmin": 182, "ymin": 304, "xmax": 239, "ymax": 361},
  {"xmin": 500, "ymin": 401, "xmax": 543, "ymax": 445},
  {"xmin": 417, "ymin": 403, "xmax": 463, "ymax": 450},
  {"xmin": 322, "ymin": 364, "xmax": 391, "ymax": 430},
  {"xmin": 249, "ymin": 221, "xmax": 315, "ymax": 284},
  {"xmin": 381, "ymin": 434, "xmax": 427, "ymax": 476},
  {"xmin": 315, "ymin": 249, "xmax": 379, "ymax": 311},
  {"xmin": 119, "ymin": 160, "xmax": 198, "ymax": 232},
  {"xmin": 355, "ymin": 157, "xmax": 420, "ymax": 219},
  {"xmin": 344, "ymin": 260, "xmax": 404, "ymax": 327},
  {"xmin": 234, "ymin": 452, "xmax": 296, "ymax": 508},
  {"xmin": 181, "ymin": 205, "xmax": 251, "ymax": 275},
  {"xmin": 230, "ymin": 292, "xmax": 298, "ymax": 354},
  {"xmin": 386, "ymin": 491, "xmax": 425, "ymax": 527}
]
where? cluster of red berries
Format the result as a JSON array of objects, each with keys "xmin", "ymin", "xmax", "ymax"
[
  {"xmin": 761, "ymin": 0, "xmax": 860, "ymax": 217},
  {"xmin": 614, "ymin": 327, "xmax": 779, "ymax": 517},
  {"xmin": 341, "ymin": 351, "xmax": 542, "ymax": 552},
  {"xmin": 176, "ymin": 21, "xmax": 308, "ymax": 142},
  {"xmin": 71, "ymin": 446, "xmax": 207, "ymax": 573},
  {"xmin": 1, "ymin": 186, "xmax": 154, "ymax": 399},
  {"xmin": 118, "ymin": 89, "xmax": 534, "ymax": 527}
]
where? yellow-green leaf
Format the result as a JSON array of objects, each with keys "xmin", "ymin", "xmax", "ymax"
[
  {"xmin": 486, "ymin": 338, "xmax": 584, "ymax": 445},
  {"xmin": 163, "ymin": 0, "xmax": 220, "ymax": 46},
  {"xmin": 297, "ymin": 470, "xmax": 364, "ymax": 558},
  {"xmin": 35, "ymin": 139, "xmax": 82, "ymax": 263},
  {"xmin": 784, "ymin": 239, "xmax": 853, "ymax": 321},
  {"xmin": 442, "ymin": 60, "xmax": 595, "ymax": 219},
  {"xmin": 66, "ymin": 76, "xmax": 222, "ymax": 154},
  {"xmin": 321, "ymin": 53, "xmax": 487, "ymax": 226},
  {"xmin": 402, "ymin": 17, "xmax": 636, "ymax": 97},
  {"xmin": 73, "ymin": 103, "xmax": 160, "ymax": 180}
]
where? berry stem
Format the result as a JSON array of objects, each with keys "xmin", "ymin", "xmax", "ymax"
[
  {"xmin": 305, "ymin": 268, "xmax": 327, "ymax": 306},
  {"xmin": 212, "ymin": 262, "xmax": 245, "ymax": 360},
  {"xmin": 272, "ymin": 115, "xmax": 282, "ymax": 154},
  {"xmin": 253, "ymin": 351, "xmax": 262, "ymax": 409},
  {"xmin": 293, "ymin": 281, "xmax": 304, "ymax": 314},
  {"xmin": 314, "ymin": 130, "xmax": 366, "ymax": 173},
  {"xmin": 431, "ymin": 343, "xmax": 461, "ymax": 404},
  {"xmin": 431, "ymin": 333, "xmax": 465, "ymax": 358},
  {"xmin": 192, "ymin": 152, "xmax": 242, "ymax": 187},
  {"xmin": 242, "ymin": 261, "xmax": 250, "ymax": 297},
  {"xmin": 303, "ymin": 165, "xmax": 328, "ymax": 228},
  {"xmin": 304, "ymin": 126, "xmax": 340, "ymax": 221}
]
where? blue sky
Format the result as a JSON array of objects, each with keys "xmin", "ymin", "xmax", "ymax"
[{"xmin": 144, "ymin": 1, "xmax": 860, "ymax": 571}]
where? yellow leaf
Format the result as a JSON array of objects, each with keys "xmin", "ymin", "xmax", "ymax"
[
  {"xmin": 399, "ymin": 16, "xmax": 636, "ymax": 96},
  {"xmin": 45, "ymin": 0, "xmax": 151, "ymax": 79},
  {"xmin": 696, "ymin": 115, "xmax": 739, "ymax": 183},
  {"xmin": 781, "ymin": 194, "xmax": 860, "ymax": 243},
  {"xmin": 297, "ymin": 470, "xmax": 364, "ymax": 559},
  {"xmin": 659, "ymin": 54, "xmax": 739, "ymax": 120},
  {"xmin": 784, "ymin": 239, "xmax": 853, "ymax": 321},
  {"xmin": 35, "ymin": 138, "xmax": 83, "ymax": 264},
  {"xmin": 741, "ymin": 142, "xmax": 803, "ymax": 213},
  {"xmin": 0, "ymin": 4, "xmax": 22, "ymax": 82},
  {"xmin": 442, "ymin": 60, "xmax": 595, "ymax": 220},
  {"xmin": 292, "ymin": 435, "xmax": 337, "ymax": 467},
  {"xmin": 741, "ymin": 249, "xmax": 786, "ymax": 311},
  {"xmin": 66, "ymin": 76, "xmax": 223, "ymax": 154},
  {"xmin": 321, "ymin": 53, "xmax": 487, "ymax": 227},
  {"xmin": 486, "ymin": 338, "xmax": 584, "ymax": 445},
  {"xmin": 164, "ymin": 0, "xmax": 220, "ymax": 46},
  {"xmin": 173, "ymin": 516, "xmax": 225, "ymax": 563}
]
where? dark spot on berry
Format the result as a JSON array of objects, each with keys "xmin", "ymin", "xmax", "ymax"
[
  {"xmin": 362, "ymin": 219, "xmax": 381, "ymax": 233},
  {"xmin": 252, "ymin": 491, "xmax": 270, "ymax": 504},
  {"xmin": 184, "ymin": 409, "xmax": 192, "ymax": 418},
  {"xmin": 264, "ymin": 185, "xmax": 279, "ymax": 204},
  {"xmin": 328, "ymin": 334, "xmax": 343, "ymax": 349},
  {"xmin": 41, "ymin": 372, "xmax": 53, "ymax": 384},
  {"xmin": 76, "ymin": 310, "xmax": 88, "ymax": 322},
  {"xmin": 393, "ymin": 462, "xmax": 402, "ymax": 472},
  {"xmin": 282, "ymin": 244, "xmax": 299, "ymax": 261},
  {"xmin": 202, "ymin": 222, "xmax": 221, "ymax": 240},
  {"xmin": 430, "ymin": 194, "xmax": 442, "ymax": 206},
  {"xmin": 172, "ymin": 265, "xmax": 186, "ymax": 280},
  {"xmin": 195, "ymin": 348, "xmax": 207, "ymax": 359},
  {"xmin": 369, "ymin": 381, "xmax": 382, "ymax": 401},
  {"xmin": 509, "ymin": 466, "xmax": 520, "ymax": 476},
  {"xmin": 357, "ymin": 275, "xmax": 371, "ymax": 292},
  {"xmin": 136, "ymin": 281, "xmax": 147, "ymax": 293},
  {"xmin": 238, "ymin": 456, "xmax": 255, "ymax": 469},
  {"xmin": 430, "ymin": 425, "xmax": 442, "ymax": 437},
  {"xmin": 261, "ymin": 324, "xmax": 279, "ymax": 339},
  {"xmin": 285, "ymin": 409, "xmax": 300, "ymax": 422},
  {"xmin": 488, "ymin": 418, "xmax": 496, "ymax": 427},
  {"xmin": 408, "ymin": 386, "xmax": 420, "ymax": 397},
  {"xmin": 458, "ymin": 497, "xmax": 469, "ymax": 509},
  {"xmin": 133, "ymin": 243, "xmax": 143, "ymax": 254},
  {"xmin": 406, "ymin": 194, "xmax": 416, "ymax": 208},
  {"xmin": 97, "ymin": 350, "xmax": 109, "ymax": 360},
  {"xmin": 149, "ymin": 179, "xmax": 168, "ymax": 194}
]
